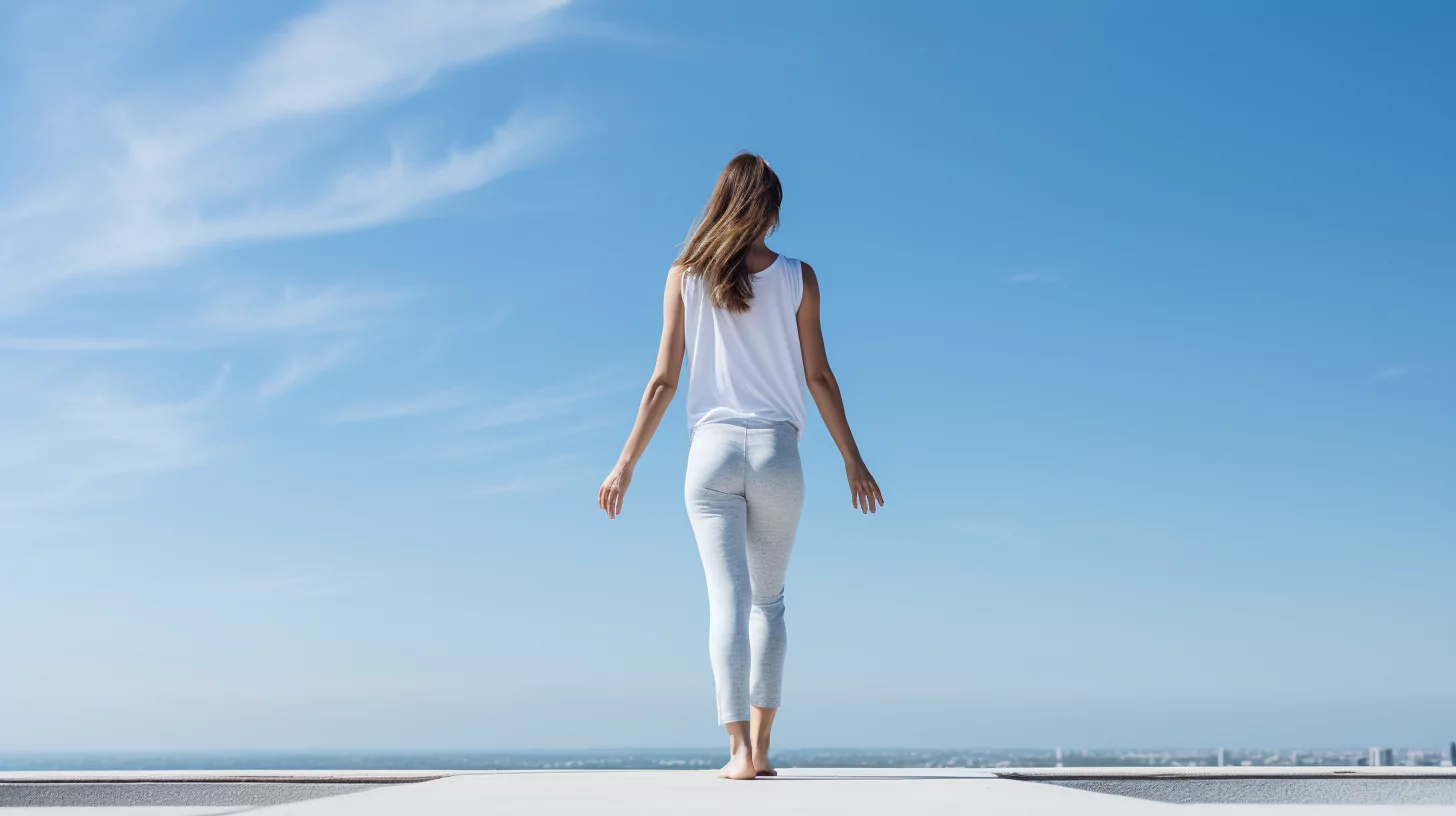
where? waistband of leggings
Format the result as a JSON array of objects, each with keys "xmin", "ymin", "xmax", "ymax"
[
  {"xmin": 703, "ymin": 416, "xmax": 795, "ymax": 430},
  {"xmin": 690, "ymin": 416, "xmax": 798, "ymax": 440}
]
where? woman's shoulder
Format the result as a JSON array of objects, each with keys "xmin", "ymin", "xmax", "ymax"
[
  {"xmin": 774, "ymin": 256, "xmax": 814, "ymax": 309},
  {"xmin": 667, "ymin": 263, "xmax": 694, "ymax": 302},
  {"xmin": 773, "ymin": 255, "xmax": 812, "ymax": 279},
  {"xmin": 788, "ymin": 257, "xmax": 816, "ymax": 287}
]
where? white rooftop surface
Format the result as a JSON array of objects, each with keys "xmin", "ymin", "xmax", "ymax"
[{"xmin": 3, "ymin": 767, "xmax": 1455, "ymax": 815}]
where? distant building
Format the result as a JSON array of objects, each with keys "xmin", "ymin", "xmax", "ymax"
[
  {"xmin": 1217, "ymin": 748, "xmax": 1225, "ymax": 767},
  {"xmin": 1450, "ymin": 742, "xmax": 1455, "ymax": 766},
  {"xmin": 1369, "ymin": 747, "xmax": 1394, "ymax": 767}
]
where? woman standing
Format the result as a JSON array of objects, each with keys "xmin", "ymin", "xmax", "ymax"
[{"xmin": 598, "ymin": 153, "xmax": 883, "ymax": 780}]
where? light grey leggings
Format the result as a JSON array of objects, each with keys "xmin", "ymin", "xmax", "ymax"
[{"xmin": 684, "ymin": 417, "xmax": 804, "ymax": 725}]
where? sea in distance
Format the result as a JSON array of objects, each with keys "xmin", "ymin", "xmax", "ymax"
[{"xmin": 2, "ymin": 747, "xmax": 1449, "ymax": 771}]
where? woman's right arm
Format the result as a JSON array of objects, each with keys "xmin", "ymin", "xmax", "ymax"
[
  {"xmin": 597, "ymin": 265, "xmax": 686, "ymax": 519},
  {"xmin": 797, "ymin": 262, "xmax": 884, "ymax": 514}
]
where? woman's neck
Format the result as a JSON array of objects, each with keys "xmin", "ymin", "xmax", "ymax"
[{"xmin": 745, "ymin": 239, "xmax": 775, "ymax": 260}]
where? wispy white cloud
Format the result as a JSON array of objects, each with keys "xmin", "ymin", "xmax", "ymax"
[
  {"xmin": 469, "ymin": 450, "xmax": 582, "ymax": 497},
  {"xmin": 1376, "ymin": 364, "xmax": 1409, "ymax": 379},
  {"xmin": 1006, "ymin": 272, "xmax": 1063, "ymax": 285},
  {"xmin": 137, "ymin": 0, "xmax": 570, "ymax": 158},
  {"xmin": 0, "ymin": 283, "xmax": 405, "ymax": 358},
  {"xmin": 461, "ymin": 377, "xmax": 621, "ymax": 430},
  {"xmin": 472, "ymin": 471, "xmax": 575, "ymax": 497},
  {"xmin": 259, "ymin": 344, "xmax": 352, "ymax": 401},
  {"xmin": 198, "ymin": 284, "xmax": 410, "ymax": 336},
  {"xmin": 0, "ymin": 336, "xmax": 159, "ymax": 352},
  {"xmin": 331, "ymin": 375, "xmax": 619, "ymax": 454},
  {"xmin": 334, "ymin": 387, "xmax": 478, "ymax": 423},
  {"xmin": 0, "ymin": 0, "xmax": 582, "ymax": 518},
  {"xmin": 0, "ymin": 365, "xmax": 227, "ymax": 514},
  {"xmin": 0, "ymin": 0, "xmax": 576, "ymax": 310},
  {"xmin": 435, "ymin": 416, "xmax": 617, "ymax": 460},
  {"xmin": 223, "ymin": 572, "xmax": 351, "ymax": 599}
]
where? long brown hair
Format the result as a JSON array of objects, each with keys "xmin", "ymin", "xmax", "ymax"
[{"xmin": 675, "ymin": 152, "xmax": 782, "ymax": 313}]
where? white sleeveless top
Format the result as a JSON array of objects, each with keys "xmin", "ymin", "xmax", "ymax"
[{"xmin": 681, "ymin": 254, "xmax": 809, "ymax": 440}]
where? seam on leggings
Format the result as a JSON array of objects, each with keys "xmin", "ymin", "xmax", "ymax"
[
  {"xmin": 739, "ymin": 425, "xmax": 749, "ymax": 496},
  {"xmin": 691, "ymin": 484, "xmax": 744, "ymax": 498}
]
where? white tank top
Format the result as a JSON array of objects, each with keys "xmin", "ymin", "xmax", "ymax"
[{"xmin": 681, "ymin": 254, "xmax": 809, "ymax": 439}]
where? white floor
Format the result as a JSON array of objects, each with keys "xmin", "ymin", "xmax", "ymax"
[{"xmin": 4, "ymin": 768, "xmax": 1455, "ymax": 815}]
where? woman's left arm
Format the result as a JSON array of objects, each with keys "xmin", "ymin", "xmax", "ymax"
[{"xmin": 598, "ymin": 266, "xmax": 686, "ymax": 519}]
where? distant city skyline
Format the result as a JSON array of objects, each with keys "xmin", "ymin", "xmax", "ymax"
[
  {"xmin": 1, "ymin": 746, "xmax": 1452, "ymax": 772},
  {"xmin": 1370, "ymin": 747, "xmax": 1396, "ymax": 767}
]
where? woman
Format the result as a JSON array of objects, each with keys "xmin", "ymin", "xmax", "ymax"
[{"xmin": 597, "ymin": 152, "xmax": 883, "ymax": 780}]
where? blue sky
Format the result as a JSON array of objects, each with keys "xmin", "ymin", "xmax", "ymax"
[{"xmin": 1, "ymin": 0, "xmax": 1452, "ymax": 752}]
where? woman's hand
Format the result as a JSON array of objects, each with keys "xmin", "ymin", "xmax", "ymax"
[
  {"xmin": 598, "ymin": 463, "xmax": 634, "ymax": 519},
  {"xmin": 845, "ymin": 457, "xmax": 884, "ymax": 514}
]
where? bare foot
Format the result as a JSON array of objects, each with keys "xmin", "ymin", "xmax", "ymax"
[
  {"xmin": 754, "ymin": 751, "xmax": 777, "ymax": 776},
  {"xmin": 718, "ymin": 748, "xmax": 757, "ymax": 780}
]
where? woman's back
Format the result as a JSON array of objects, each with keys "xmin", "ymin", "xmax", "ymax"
[{"xmin": 681, "ymin": 254, "xmax": 809, "ymax": 438}]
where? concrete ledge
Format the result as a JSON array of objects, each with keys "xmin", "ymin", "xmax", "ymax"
[
  {"xmin": 0, "ymin": 769, "xmax": 446, "ymax": 783},
  {"xmin": 996, "ymin": 766, "xmax": 1456, "ymax": 779}
]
